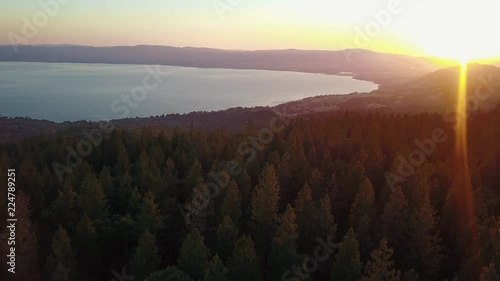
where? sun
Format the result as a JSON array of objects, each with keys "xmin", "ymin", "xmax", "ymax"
[
  {"xmin": 399, "ymin": 0, "xmax": 500, "ymax": 62},
  {"xmin": 417, "ymin": 35, "xmax": 495, "ymax": 63},
  {"xmin": 423, "ymin": 42, "xmax": 489, "ymax": 64}
]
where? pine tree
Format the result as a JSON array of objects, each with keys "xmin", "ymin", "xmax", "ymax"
[
  {"xmin": 309, "ymin": 167, "xmax": 325, "ymax": 199},
  {"xmin": 113, "ymin": 136, "xmax": 131, "ymax": 175},
  {"xmin": 78, "ymin": 173, "xmax": 108, "ymax": 219},
  {"xmin": 127, "ymin": 187, "xmax": 142, "ymax": 214},
  {"xmin": 45, "ymin": 180, "xmax": 80, "ymax": 232},
  {"xmin": 74, "ymin": 215, "xmax": 101, "ymax": 280},
  {"xmin": 45, "ymin": 226, "xmax": 77, "ymax": 281},
  {"xmin": 186, "ymin": 159, "xmax": 203, "ymax": 194},
  {"xmin": 479, "ymin": 216, "xmax": 500, "ymax": 271},
  {"xmin": 18, "ymin": 158, "xmax": 44, "ymax": 214},
  {"xmin": 98, "ymin": 214, "xmax": 137, "ymax": 272},
  {"xmin": 442, "ymin": 169, "xmax": 479, "ymax": 274},
  {"xmin": 235, "ymin": 169, "xmax": 252, "ymax": 220},
  {"xmin": 15, "ymin": 191, "xmax": 41, "ymax": 281},
  {"xmin": 332, "ymin": 228, "xmax": 362, "ymax": 281},
  {"xmin": 98, "ymin": 166, "xmax": 114, "ymax": 200},
  {"xmin": 268, "ymin": 204, "xmax": 301, "ymax": 281},
  {"xmin": 479, "ymin": 263, "xmax": 500, "ymax": 281},
  {"xmin": 51, "ymin": 263, "xmax": 70, "ymax": 281},
  {"xmin": 296, "ymin": 184, "xmax": 337, "ymax": 256},
  {"xmin": 135, "ymin": 190, "xmax": 163, "ymax": 235},
  {"xmin": 228, "ymin": 235, "xmax": 262, "ymax": 281},
  {"xmin": 350, "ymin": 177, "xmax": 376, "ymax": 228},
  {"xmin": 251, "ymin": 164, "xmax": 280, "ymax": 255},
  {"xmin": 204, "ymin": 255, "xmax": 228, "ymax": 281},
  {"xmin": 216, "ymin": 215, "xmax": 239, "ymax": 261},
  {"xmin": 278, "ymin": 152, "xmax": 293, "ymax": 200},
  {"xmin": 145, "ymin": 266, "xmax": 192, "ymax": 281},
  {"xmin": 295, "ymin": 183, "xmax": 316, "ymax": 255},
  {"xmin": 361, "ymin": 239, "xmax": 401, "ymax": 281},
  {"xmin": 220, "ymin": 180, "xmax": 242, "ymax": 226},
  {"xmin": 135, "ymin": 150, "xmax": 156, "ymax": 193},
  {"xmin": 114, "ymin": 169, "xmax": 136, "ymax": 215},
  {"xmin": 402, "ymin": 269, "xmax": 419, "ymax": 281},
  {"xmin": 381, "ymin": 186, "xmax": 408, "ymax": 266},
  {"xmin": 356, "ymin": 214, "xmax": 373, "ymax": 261},
  {"xmin": 178, "ymin": 228, "xmax": 211, "ymax": 281},
  {"xmin": 185, "ymin": 182, "xmax": 214, "ymax": 231},
  {"xmin": 129, "ymin": 230, "xmax": 161, "ymax": 281},
  {"xmin": 342, "ymin": 160, "xmax": 366, "ymax": 210},
  {"xmin": 405, "ymin": 177, "xmax": 441, "ymax": 279},
  {"xmin": 295, "ymin": 183, "xmax": 313, "ymax": 212},
  {"xmin": 318, "ymin": 195, "xmax": 337, "ymax": 240},
  {"xmin": 164, "ymin": 157, "xmax": 180, "ymax": 198}
]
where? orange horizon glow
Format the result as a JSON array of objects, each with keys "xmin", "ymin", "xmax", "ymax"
[{"xmin": 1, "ymin": 0, "xmax": 499, "ymax": 62}]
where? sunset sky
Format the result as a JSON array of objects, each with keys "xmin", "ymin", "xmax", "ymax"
[{"xmin": 1, "ymin": 0, "xmax": 499, "ymax": 60}]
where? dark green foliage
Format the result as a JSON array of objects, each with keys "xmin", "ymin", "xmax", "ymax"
[
  {"xmin": 267, "ymin": 204, "xmax": 301, "ymax": 280},
  {"xmin": 382, "ymin": 186, "xmax": 408, "ymax": 267},
  {"xmin": 204, "ymin": 255, "xmax": 228, "ymax": 281},
  {"xmin": 44, "ymin": 181, "xmax": 80, "ymax": 232},
  {"xmin": 45, "ymin": 226, "xmax": 77, "ymax": 281},
  {"xmin": 178, "ymin": 228, "xmax": 210, "ymax": 281},
  {"xmin": 130, "ymin": 230, "xmax": 161, "ymax": 281},
  {"xmin": 14, "ymin": 192, "xmax": 42, "ymax": 281},
  {"xmin": 361, "ymin": 239, "xmax": 401, "ymax": 281},
  {"xmin": 350, "ymin": 177, "xmax": 376, "ymax": 227},
  {"xmin": 216, "ymin": 215, "xmax": 239, "ymax": 261},
  {"xmin": 404, "ymin": 176, "xmax": 442, "ymax": 279},
  {"xmin": 251, "ymin": 164, "xmax": 280, "ymax": 255},
  {"xmin": 296, "ymin": 184, "xmax": 337, "ymax": 257},
  {"xmin": 228, "ymin": 235, "xmax": 262, "ymax": 281},
  {"xmin": 479, "ymin": 263, "xmax": 500, "ymax": 281},
  {"xmin": 74, "ymin": 215, "xmax": 101, "ymax": 279},
  {"xmin": 5, "ymin": 109, "xmax": 500, "ymax": 281},
  {"xmin": 220, "ymin": 180, "xmax": 242, "ymax": 226},
  {"xmin": 78, "ymin": 173, "xmax": 108, "ymax": 219},
  {"xmin": 145, "ymin": 266, "xmax": 192, "ymax": 281},
  {"xmin": 332, "ymin": 228, "xmax": 362, "ymax": 281},
  {"xmin": 135, "ymin": 190, "xmax": 163, "ymax": 235}
]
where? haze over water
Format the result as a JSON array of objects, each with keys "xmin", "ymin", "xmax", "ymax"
[{"xmin": 0, "ymin": 62, "xmax": 378, "ymax": 122}]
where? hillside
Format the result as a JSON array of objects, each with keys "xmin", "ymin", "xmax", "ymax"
[{"xmin": 278, "ymin": 63, "xmax": 500, "ymax": 114}]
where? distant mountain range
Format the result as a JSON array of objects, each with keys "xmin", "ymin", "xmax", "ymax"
[{"xmin": 0, "ymin": 44, "xmax": 451, "ymax": 85}]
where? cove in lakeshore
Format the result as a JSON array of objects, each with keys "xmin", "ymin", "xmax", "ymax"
[{"xmin": 0, "ymin": 62, "xmax": 379, "ymax": 122}]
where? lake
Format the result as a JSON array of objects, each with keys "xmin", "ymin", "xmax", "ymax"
[{"xmin": 0, "ymin": 62, "xmax": 378, "ymax": 122}]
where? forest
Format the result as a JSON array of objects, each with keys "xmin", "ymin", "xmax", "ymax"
[{"xmin": 1, "ymin": 107, "xmax": 500, "ymax": 281}]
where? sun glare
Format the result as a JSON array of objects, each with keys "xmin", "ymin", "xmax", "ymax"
[
  {"xmin": 456, "ymin": 61, "xmax": 468, "ymax": 160},
  {"xmin": 420, "ymin": 40, "xmax": 495, "ymax": 63},
  {"xmin": 453, "ymin": 60, "xmax": 480, "ymax": 253},
  {"xmin": 402, "ymin": 0, "xmax": 500, "ymax": 62}
]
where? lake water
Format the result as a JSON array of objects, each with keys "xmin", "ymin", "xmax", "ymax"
[{"xmin": 0, "ymin": 62, "xmax": 378, "ymax": 122}]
